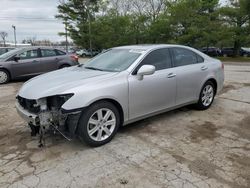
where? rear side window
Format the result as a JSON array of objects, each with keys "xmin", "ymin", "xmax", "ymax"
[
  {"xmin": 197, "ymin": 54, "xmax": 204, "ymax": 63},
  {"xmin": 56, "ymin": 50, "xmax": 66, "ymax": 56},
  {"xmin": 137, "ymin": 48, "xmax": 172, "ymax": 71},
  {"xmin": 41, "ymin": 49, "xmax": 57, "ymax": 57},
  {"xmin": 172, "ymin": 48, "xmax": 203, "ymax": 67}
]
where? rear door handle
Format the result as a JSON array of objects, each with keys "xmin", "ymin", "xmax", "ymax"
[
  {"xmin": 167, "ymin": 73, "xmax": 176, "ymax": 78},
  {"xmin": 201, "ymin": 66, "xmax": 208, "ymax": 71}
]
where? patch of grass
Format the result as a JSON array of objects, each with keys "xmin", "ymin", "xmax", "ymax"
[{"xmin": 217, "ymin": 57, "xmax": 250, "ymax": 62}]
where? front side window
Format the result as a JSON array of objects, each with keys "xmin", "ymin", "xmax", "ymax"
[
  {"xmin": 136, "ymin": 48, "xmax": 172, "ymax": 72},
  {"xmin": 172, "ymin": 48, "xmax": 201, "ymax": 67},
  {"xmin": 41, "ymin": 49, "xmax": 57, "ymax": 57},
  {"xmin": 19, "ymin": 50, "xmax": 39, "ymax": 60}
]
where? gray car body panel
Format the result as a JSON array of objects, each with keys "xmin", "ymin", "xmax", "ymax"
[
  {"xmin": 0, "ymin": 47, "xmax": 78, "ymax": 79},
  {"xmin": 17, "ymin": 44, "xmax": 224, "ymax": 125}
]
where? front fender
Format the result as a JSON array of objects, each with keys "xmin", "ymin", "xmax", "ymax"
[{"xmin": 61, "ymin": 74, "xmax": 129, "ymax": 121}]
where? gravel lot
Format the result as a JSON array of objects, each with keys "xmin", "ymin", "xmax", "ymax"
[{"xmin": 0, "ymin": 63, "xmax": 250, "ymax": 188}]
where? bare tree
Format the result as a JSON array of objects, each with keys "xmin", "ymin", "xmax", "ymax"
[
  {"xmin": 0, "ymin": 31, "xmax": 8, "ymax": 47},
  {"xmin": 27, "ymin": 36, "xmax": 37, "ymax": 46}
]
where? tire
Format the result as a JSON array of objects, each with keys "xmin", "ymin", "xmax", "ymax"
[
  {"xmin": 0, "ymin": 69, "xmax": 10, "ymax": 84},
  {"xmin": 77, "ymin": 101, "xmax": 120, "ymax": 147},
  {"xmin": 59, "ymin": 64, "xmax": 70, "ymax": 69},
  {"xmin": 195, "ymin": 81, "xmax": 215, "ymax": 110}
]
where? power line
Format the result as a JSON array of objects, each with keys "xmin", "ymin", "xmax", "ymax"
[{"xmin": 0, "ymin": 16, "xmax": 60, "ymax": 22}]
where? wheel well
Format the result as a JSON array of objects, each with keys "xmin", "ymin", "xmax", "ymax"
[
  {"xmin": 207, "ymin": 78, "xmax": 217, "ymax": 94},
  {"xmin": 90, "ymin": 99, "xmax": 124, "ymax": 125},
  {"xmin": 59, "ymin": 64, "xmax": 70, "ymax": 68},
  {"xmin": 0, "ymin": 68, "xmax": 11, "ymax": 79}
]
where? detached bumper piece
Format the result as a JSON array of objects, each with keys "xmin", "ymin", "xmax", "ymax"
[{"xmin": 15, "ymin": 97, "xmax": 81, "ymax": 147}]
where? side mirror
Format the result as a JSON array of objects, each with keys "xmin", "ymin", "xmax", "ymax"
[
  {"xmin": 137, "ymin": 65, "xmax": 156, "ymax": 80},
  {"xmin": 14, "ymin": 56, "xmax": 20, "ymax": 62}
]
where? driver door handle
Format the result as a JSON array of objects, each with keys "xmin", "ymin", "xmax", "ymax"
[{"xmin": 167, "ymin": 73, "xmax": 176, "ymax": 78}]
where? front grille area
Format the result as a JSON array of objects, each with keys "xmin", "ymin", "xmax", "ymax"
[{"xmin": 17, "ymin": 96, "xmax": 40, "ymax": 114}]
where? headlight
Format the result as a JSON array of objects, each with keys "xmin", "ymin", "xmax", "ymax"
[{"xmin": 47, "ymin": 94, "xmax": 74, "ymax": 110}]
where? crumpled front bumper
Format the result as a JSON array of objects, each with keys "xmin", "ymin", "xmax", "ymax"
[{"xmin": 15, "ymin": 101, "xmax": 38, "ymax": 125}]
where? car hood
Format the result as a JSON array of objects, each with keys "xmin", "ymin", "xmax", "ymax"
[{"xmin": 18, "ymin": 66, "xmax": 118, "ymax": 100}]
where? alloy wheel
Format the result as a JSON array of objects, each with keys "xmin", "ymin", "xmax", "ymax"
[
  {"xmin": 0, "ymin": 71, "xmax": 8, "ymax": 84},
  {"xmin": 87, "ymin": 108, "xmax": 116, "ymax": 142},
  {"xmin": 202, "ymin": 85, "xmax": 214, "ymax": 107}
]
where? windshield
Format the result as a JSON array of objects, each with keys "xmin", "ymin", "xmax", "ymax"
[
  {"xmin": 0, "ymin": 48, "xmax": 19, "ymax": 60},
  {"xmin": 84, "ymin": 49, "xmax": 142, "ymax": 72}
]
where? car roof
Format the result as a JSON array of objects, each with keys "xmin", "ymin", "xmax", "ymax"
[
  {"xmin": 113, "ymin": 44, "xmax": 195, "ymax": 51},
  {"xmin": 0, "ymin": 47, "xmax": 15, "ymax": 49}
]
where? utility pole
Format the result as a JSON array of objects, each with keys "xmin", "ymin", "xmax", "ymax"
[
  {"xmin": 87, "ymin": 0, "xmax": 92, "ymax": 56},
  {"xmin": 64, "ymin": 20, "xmax": 68, "ymax": 52},
  {"xmin": 12, "ymin": 25, "xmax": 17, "ymax": 47}
]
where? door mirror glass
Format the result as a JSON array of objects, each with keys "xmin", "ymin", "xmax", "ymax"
[{"xmin": 137, "ymin": 65, "xmax": 155, "ymax": 80}]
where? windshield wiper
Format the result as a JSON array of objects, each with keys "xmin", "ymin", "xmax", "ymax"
[{"xmin": 84, "ymin": 66, "xmax": 104, "ymax": 71}]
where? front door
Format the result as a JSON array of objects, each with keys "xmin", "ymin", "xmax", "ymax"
[
  {"xmin": 11, "ymin": 49, "xmax": 42, "ymax": 78},
  {"xmin": 128, "ymin": 48, "xmax": 176, "ymax": 120}
]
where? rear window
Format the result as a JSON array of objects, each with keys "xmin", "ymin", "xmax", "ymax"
[{"xmin": 56, "ymin": 50, "xmax": 66, "ymax": 56}]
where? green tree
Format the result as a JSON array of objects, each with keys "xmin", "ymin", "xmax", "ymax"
[
  {"xmin": 56, "ymin": 0, "xmax": 99, "ymax": 48},
  {"xmin": 167, "ymin": 0, "xmax": 221, "ymax": 48},
  {"xmin": 219, "ymin": 0, "xmax": 250, "ymax": 55}
]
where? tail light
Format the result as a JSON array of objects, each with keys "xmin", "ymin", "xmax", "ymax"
[
  {"xmin": 70, "ymin": 54, "xmax": 79, "ymax": 62},
  {"xmin": 221, "ymin": 62, "xmax": 224, "ymax": 70}
]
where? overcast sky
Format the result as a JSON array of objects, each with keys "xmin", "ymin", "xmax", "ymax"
[{"xmin": 0, "ymin": 0, "xmax": 228, "ymax": 43}]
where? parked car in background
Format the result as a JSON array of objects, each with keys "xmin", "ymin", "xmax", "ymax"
[
  {"xmin": 76, "ymin": 49, "xmax": 100, "ymax": 57},
  {"xmin": 0, "ymin": 47, "xmax": 15, "ymax": 55},
  {"xmin": 200, "ymin": 47, "xmax": 221, "ymax": 57},
  {"xmin": 221, "ymin": 47, "xmax": 234, "ymax": 57},
  {"xmin": 0, "ymin": 47, "xmax": 79, "ymax": 84},
  {"xmin": 240, "ymin": 48, "xmax": 250, "ymax": 57},
  {"xmin": 76, "ymin": 49, "xmax": 92, "ymax": 57},
  {"xmin": 16, "ymin": 44, "xmax": 224, "ymax": 147}
]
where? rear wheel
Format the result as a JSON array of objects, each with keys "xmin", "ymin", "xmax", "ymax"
[
  {"xmin": 195, "ymin": 81, "xmax": 215, "ymax": 110},
  {"xmin": 0, "ymin": 69, "xmax": 10, "ymax": 84},
  {"xmin": 77, "ymin": 101, "xmax": 120, "ymax": 147}
]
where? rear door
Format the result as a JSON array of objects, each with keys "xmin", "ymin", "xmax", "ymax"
[
  {"xmin": 170, "ymin": 47, "xmax": 209, "ymax": 105},
  {"xmin": 11, "ymin": 49, "xmax": 42, "ymax": 78},
  {"xmin": 40, "ymin": 49, "xmax": 60, "ymax": 72}
]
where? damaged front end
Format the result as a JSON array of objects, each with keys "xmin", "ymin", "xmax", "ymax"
[{"xmin": 16, "ymin": 94, "xmax": 81, "ymax": 147}]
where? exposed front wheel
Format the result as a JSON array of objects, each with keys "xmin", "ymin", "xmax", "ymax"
[
  {"xmin": 0, "ymin": 69, "xmax": 10, "ymax": 84},
  {"xmin": 77, "ymin": 101, "xmax": 120, "ymax": 147},
  {"xmin": 195, "ymin": 81, "xmax": 215, "ymax": 110}
]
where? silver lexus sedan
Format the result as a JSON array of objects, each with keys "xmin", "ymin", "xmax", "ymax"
[{"xmin": 16, "ymin": 45, "xmax": 224, "ymax": 147}]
